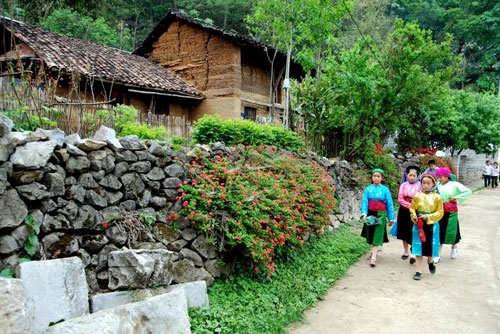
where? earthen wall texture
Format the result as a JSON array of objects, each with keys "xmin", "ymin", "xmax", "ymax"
[{"xmin": 147, "ymin": 22, "xmax": 277, "ymax": 121}]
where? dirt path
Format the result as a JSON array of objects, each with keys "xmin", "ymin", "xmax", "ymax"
[{"xmin": 288, "ymin": 185, "xmax": 500, "ymax": 334}]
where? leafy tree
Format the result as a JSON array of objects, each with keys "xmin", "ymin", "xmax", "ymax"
[
  {"xmin": 40, "ymin": 8, "xmax": 132, "ymax": 50},
  {"xmin": 248, "ymin": 0, "xmax": 350, "ymax": 128},
  {"xmin": 393, "ymin": 0, "xmax": 500, "ymax": 93},
  {"xmin": 176, "ymin": 0, "xmax": 253, "ymax": 33},
  {"xmin": 450, "ymin": 90, "xmax": 500, "ymax": 155},
  {"xmin": 294, "ymin": 20, "xmax": 458, "ymax": 160},
  {"xmin": 336, "ymin": 0, "xmax": 396, "ymax": 52}
]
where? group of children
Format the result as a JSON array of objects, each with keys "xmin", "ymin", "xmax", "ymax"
[{"xmin": 360, "ymin": 160, "xmax": 472, "ymax": 281}]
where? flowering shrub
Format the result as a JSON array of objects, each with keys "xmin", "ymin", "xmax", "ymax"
[
  {"xmin": 405, "ymin": 147, "xmax": 438, "ymax": 155},
  {"xmin": 175, "ymin": 145, "xmax": 336, "ymax": 277}
]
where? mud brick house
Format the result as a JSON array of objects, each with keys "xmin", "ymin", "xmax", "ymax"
[
  {"xmin": 0, "ymin": 16, "xmax": 203, "ymax": 136},
  {"xmin": 134, "ymin": 10, "xmax": 305, "ymax": 124}
]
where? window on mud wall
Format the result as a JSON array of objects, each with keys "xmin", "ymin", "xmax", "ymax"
[
  {"xmin": 155, "ymin": 96, "xmax": 170, "ymax": 116},
  {"xmin": 242, "ymin": 106, "xmax": 256, "ymax": 121}
]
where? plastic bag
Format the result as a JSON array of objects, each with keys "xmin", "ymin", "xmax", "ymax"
[
  {"xmin": 390, "ymin": 221, "xmax": 398, "ymax": 238},
  {"xmin": 365, "ymin": 215, "xmax": 382, "ymax": 226}
]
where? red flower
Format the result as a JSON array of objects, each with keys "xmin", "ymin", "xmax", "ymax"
[
  {"xmin": 182, "ymin": 200, "xmax": 189, "ymax": 207},
  {"xmin": 102, "ymin": 222, "xmax": 109, "ymax": 229}
]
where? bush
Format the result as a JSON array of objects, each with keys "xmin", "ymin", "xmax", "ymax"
[
  {"xmin": 2, "ymin": 105, "xmax": 59, "ymax": 131},
  {"xmin": 120, "ymin": 123, "xmax": 168, "ymax": 140},
  {"xmin": 192, "ymin": 115, "xmax": 305, "ymax": 153},
  {"xmin": 175, "ymin": 145, "xmax": 336, "ymax": 277},
  {"xmin": 96, "ymin": 104, "xmax": 168, "ymax": 140}
]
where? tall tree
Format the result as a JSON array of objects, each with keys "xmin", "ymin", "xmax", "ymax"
[
  {"xmin": 248, "ymin": 0, "xmax": 350, "ymax": 128},
  {"xmin": 336, "ymin": 0, "xmax": 396, "ymax": 52},
  {"xmin": 294, "ymin": 19, "xmax": 458, "ymax": 159},
  {"xmin": 393, "ymin": 0, "xmax": 500, "ymax": 93}
]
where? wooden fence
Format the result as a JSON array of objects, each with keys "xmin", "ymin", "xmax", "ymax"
[{"xmin": 0, "ymin": 78, "xmax": 190, "ymax": 139}]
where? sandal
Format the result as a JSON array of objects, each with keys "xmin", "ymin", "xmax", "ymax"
[
  {"xmin": 369, "ymin": 258, "xmax": 376, "ymax": 267},
  {"xmin": 401, "ymin": 254, "xmax": 409, "ymax": 260}
]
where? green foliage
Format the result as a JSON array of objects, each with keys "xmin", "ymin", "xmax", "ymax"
[
  {"xmin": 23, "ymin": 214, "xmax": 39, "ymax": 257},
  {"xmin": 1, "ymin": 107, "xmax": 54, "ymax": 132},
  {"xmin": 176, "ymin": 145, "xmax": 336, "ymax": 277},
  {"xmin": 293, "ymin": 19, "xmax": 458, "ymax": 160},
  {"xmin": 449, "ymin": 90, "xmax": 500, "ymax": 154},
  {"xmin": 192, "ymin": 115, "xmax": 305, "ymax": 153},
  {"xmin": 393, "ymin": 0, "xmax": 500, "ymax": 93},
  {"xmin": 0, "ymin": 268, "xmax": 15, "ymax": 278},
  {"xmin": 113, "ymin": 104, "xmax": 137, "ymax": 132},
  {"xmin": 248, "ymin": 0, "xmax": 350, "ymax": 73},
  {"xmin": 97, "ymin": 104, "xmax": 168, "ymax": 140},
  {"xmin": 178, "ymin": 0, "xmax": 253, "ymax": 33},
  {"xmin": 188, "ymin": 223, "xmax": 369, "ymax": 333},
  {"xmin": 40, "ymin": 8, "xmax": 133, "ymax": 50},
  {"xmin": 120, "ymin": 123, "xmax": 168, "ymax": 140},
  {"xmin": 169, "ymin": 135, "xmax": 189, "ymax": 151}
]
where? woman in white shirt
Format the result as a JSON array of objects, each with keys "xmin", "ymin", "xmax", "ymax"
[{"xmin": 491, "ymin": 162, "xmax": 499, "ymax": 189}]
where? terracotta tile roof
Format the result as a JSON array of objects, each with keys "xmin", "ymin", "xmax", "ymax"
[{"xmin": 0, "ymin": 17, "xmax": 203, "ymax": 98}]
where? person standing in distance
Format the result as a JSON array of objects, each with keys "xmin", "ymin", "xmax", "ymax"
[
  {"xmin": 482, "ymin": 160, "xmax": 492, "ymax": 188},
  {"xmin": 491, "ymin": 162, "xmax": 499, "ymax": 189},
  {"xmin": 422, "ymin": 159, "xmax": 439, "ymax": 179}
]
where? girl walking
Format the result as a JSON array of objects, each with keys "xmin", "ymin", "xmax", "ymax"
[
  {"xmin": 360, "ymin": 168, "xmax": 396, "ymax": 267},
  {"xmin": 435, "ymin": 167, "xmax": 472, "ymax": 260},
  {"xmin": 409, "ymin": 173, "xmax": 444, "ymax": 280},
  {"xmin": 397, "ymin": 166, "xmax": 421, "ymax": 262}
]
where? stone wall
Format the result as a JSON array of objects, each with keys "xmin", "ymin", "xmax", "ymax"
[
  {"xmin": 0, "ymin": 117, "xmax": 222, "ymax": 293},
  {"xmin": 0, "ymin": 115, "xmax": 362, "ymax": 295},
  {"xmin": 451, "ymin": 149, "xmax": 490, "ymax": 186}
]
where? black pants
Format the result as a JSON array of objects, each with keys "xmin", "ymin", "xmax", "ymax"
[
  {"xmin": 491, "ymin": 176, "xmax": 498, "ymax": 188},
  {"xmin": 483, "ymin": 174, "xmax": 491, "ymax": 187}
]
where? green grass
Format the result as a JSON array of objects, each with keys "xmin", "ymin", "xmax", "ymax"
[{"xmin": 189, "ymin": 222, "xmax": 369, "ymax": 333}]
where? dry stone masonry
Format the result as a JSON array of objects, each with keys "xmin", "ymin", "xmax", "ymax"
[{"xmin": 0, "ymin": 116, "xmax": 219, "ymax": 293}]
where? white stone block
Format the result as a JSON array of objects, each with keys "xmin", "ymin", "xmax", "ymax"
[
  {"xmin": 0, "ymin": 277, "xmax": 32, "ymax": 333},
  {"xmin": 46, "ymin": 289, "xmax": 191, "ymax": 334},
  {"xmin": 169, "ymin": 281, "xmax": 209, "ymax": 308},
  {"xmin": 19, "ymin": 257, "xmax": 89, "ymax": 333}
]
